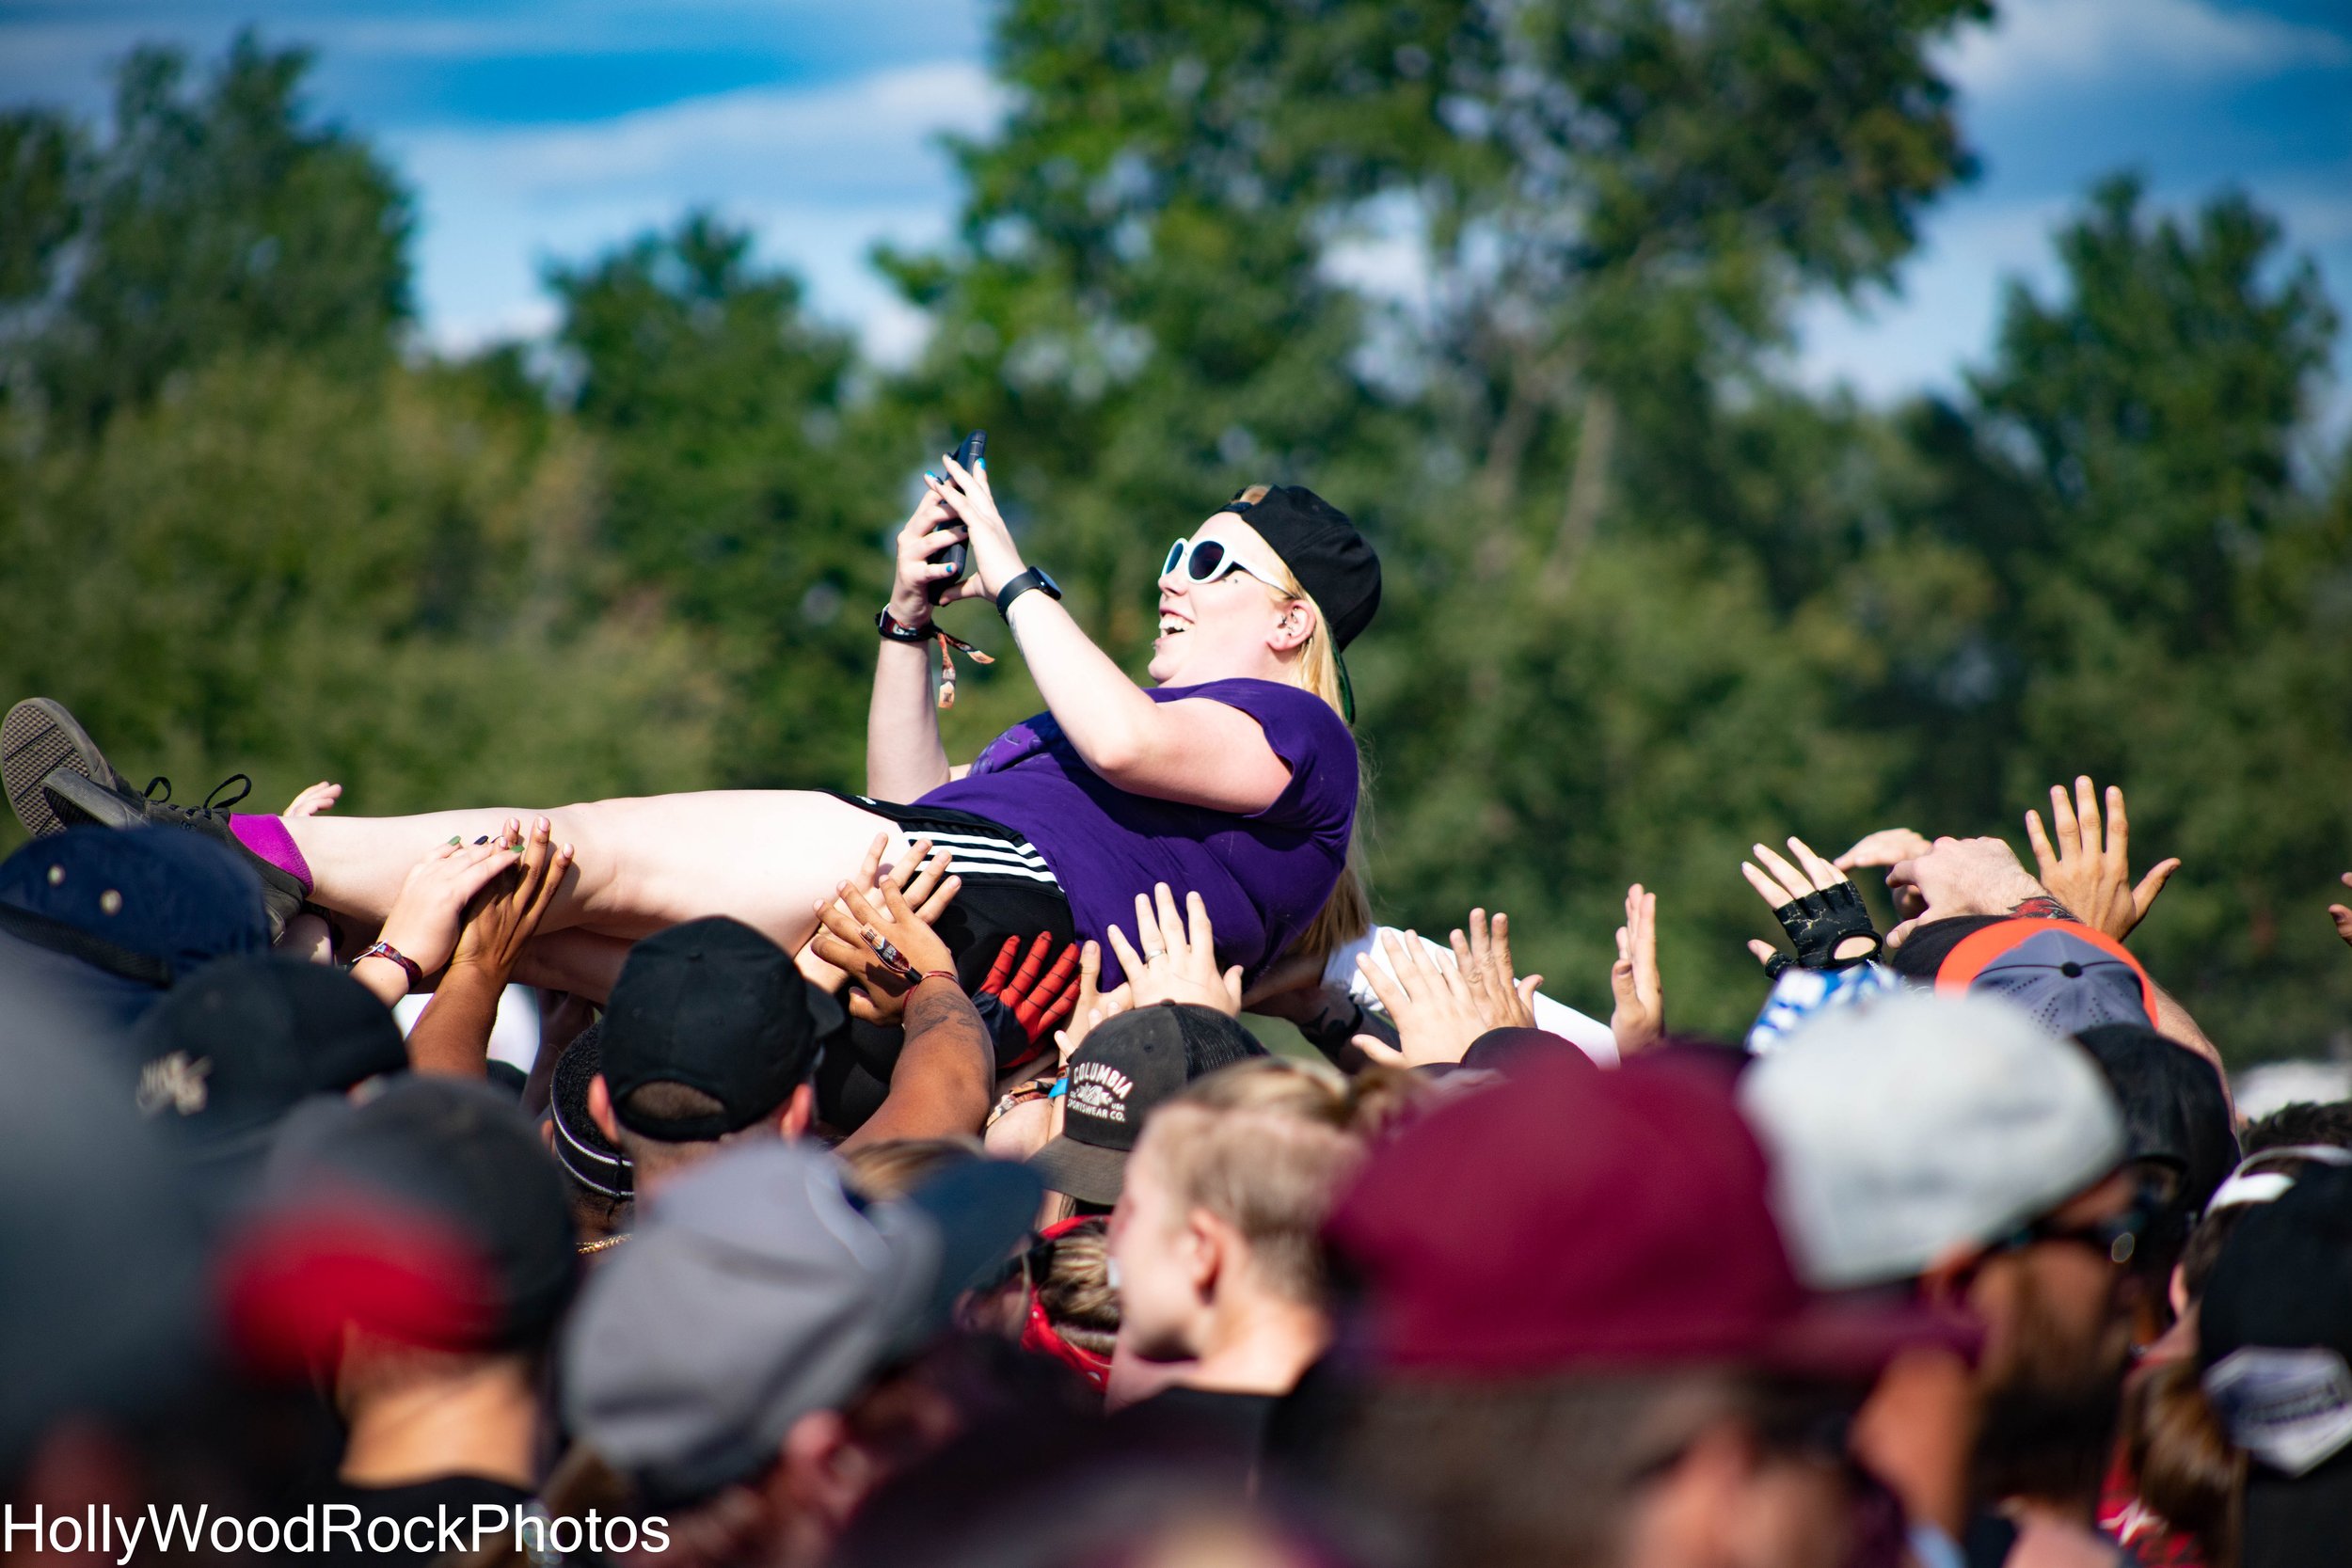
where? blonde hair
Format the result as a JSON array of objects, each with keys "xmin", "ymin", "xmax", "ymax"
[
  {"xmin": 1138, "ymin": 1057, "xmax": 1421, "ymax": 1305},
  {"xmin": 1230, "ymin": 484, "xmax": 1372, "ymax": 963}
]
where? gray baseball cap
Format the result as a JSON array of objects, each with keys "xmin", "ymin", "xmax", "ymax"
[
  {"xmin": 562, "ymin": 1140, "xmax": 1040, "ymax": 1504},
  {"xmin": 1738, "ymin": 990, "xmax": 2126, "ymax": 1290}
]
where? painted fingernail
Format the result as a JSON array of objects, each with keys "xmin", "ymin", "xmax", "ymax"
[{"xmin": 473, "ymin": 835, "xmax": 488, "ymax": 845}]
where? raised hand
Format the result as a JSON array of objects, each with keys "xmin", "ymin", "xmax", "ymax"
[
  {"xmin": 1741, "ymin": 836, "xmax": 1883, "ymax": 971},
  {"xmin": 977, "ymin": 931, "xmax": 1085, "ymax": 1046},
  {"xmin": 449, "ymin": 816, "xmax": 574, "ymax": 985},
  {"xmin": 1104, "ymin": 882, "xmax": 1245, "ymax": 1017},
  {"xmin": 371, "ymin": 824, "xmax": 539, "ymax": 980},
  {"xmin": 810, "ymin": 879, "xmax": 960, "ymax": 1025},
  {"xmin": 1833, "ymin": 828, "xmax": 1931, "ymax": 871},
  {"xmin": 888, "ymin": 484, "xmax": 966, "ymax": 627},
  {"xmin": 1050, "ymin": 941, "xmax": 1119, "ymax": 1066},
  {"xmin": 2330, "ymin": 874, "xmax": 2352, "ymax": 948},
  {"xmin": 1351, "ymin": 929, "xmax": 1488, "ymax": 1069},
  {"xmin": 924, "ymin": 450, "xmax": 1025, "ymax": 602},
  {"xmin": 1883, "ymin": 836, "xmax": 2051, "ymax": 949},
  {"xmin": 1611, "ymin": 883, "xmax": 1664, "ymax": 1055},
  {"xmin": 282, "ymin": 781, "xmax": 342, "ymax": 818},
  {"xmin": 2023, "ymin": 775, "xmax": 2179, "ymax": 942},
  {"xmin": 1449, "ymin": 909, "xmax": 1541, "ymax": 1030}
]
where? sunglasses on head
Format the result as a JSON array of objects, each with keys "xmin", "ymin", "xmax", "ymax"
[{"xmin": 1163, "ymin": 536, "xmax": 1291, "ymax": 594}]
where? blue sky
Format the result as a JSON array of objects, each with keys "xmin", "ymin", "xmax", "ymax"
[{"xmin": 4, "ymin": 0, "xmax": 2348, "ymax": 415}]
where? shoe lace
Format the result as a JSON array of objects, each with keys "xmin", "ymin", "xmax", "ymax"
[{"xmin": 142, "ymin": 773, "xmax": 251, "ymax": 819}]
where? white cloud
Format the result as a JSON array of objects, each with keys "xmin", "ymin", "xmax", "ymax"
[
  {"xmin": 388, "ymin": 60, "xmax": 1003, "ymax": 358},
  {"xmin": 1942, "ymin": 0, "xmax": 2350, "ymax": 101}
]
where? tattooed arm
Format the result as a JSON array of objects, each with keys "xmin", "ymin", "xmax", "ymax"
[{"xmin": 836, "ymin": 975, "xmax": 997, "ymax": 1150}]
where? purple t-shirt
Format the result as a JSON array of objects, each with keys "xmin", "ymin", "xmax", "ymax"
[{"xmin": 917, "ymin": 679, "xmax": 1357, "ymax": 987}]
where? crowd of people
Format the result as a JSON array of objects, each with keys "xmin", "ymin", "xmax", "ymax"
[{"xmin": 3, "ymin": 466, "xmax": 2349, "ymax": 1568}]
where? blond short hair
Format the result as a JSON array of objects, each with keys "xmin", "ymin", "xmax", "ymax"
[{"xmin": 1138, "ymin": 1057, "xmax": 1420, "ymax": 1305}]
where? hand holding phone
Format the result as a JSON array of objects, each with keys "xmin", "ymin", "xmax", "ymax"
[{"xmin": 927, "ymin": 430, "xmax": 986, "ymax": 604}]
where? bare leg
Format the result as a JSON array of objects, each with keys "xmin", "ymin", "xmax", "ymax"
[
  {"xmin": 282, "ymin": 790, "xmax": 900, "ymax": 960},
  {"xmin": 512, "ymin": 930, "xmax": 636, "ymax": 1004}
]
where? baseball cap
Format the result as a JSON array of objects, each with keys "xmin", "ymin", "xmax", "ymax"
[
  {"xmin": 2198, "ymin": 1164, "xmax": 2352, "ymax": 1568},
  {"xmin": 550, "ymin": 1022, "xmax": 632, "ymax": 1202},
  {"xmin": 1737, "ymin": 991, "xmax": 2127, "ymax": 1290},
  {"xmin": 131, "ymin": 955, "xmax": 408, "ymax": 1162},
  {"xmin": 600, "ymin": 917, "xmax": 847, "ymax": 1140},
  {"xmin": 563, "ymin": 1140, "xmax": 1041, "ymax": 1504},
  {"xmin": 0, "ymin": 827, "xmax": 268, "ymax": 1031},
  {"xmin": 1325, "ymin": 1052, "xmax": 1969, "ymax": 1377},
  {"xmin": 225, "ymin": 1077, "xmax": 580, "ymax": 1364},
  {"xmin": 2074, "ymin": 1023, "xmax": 2237, "ymax": 1213},
  {"xmin": 1225, "ymin": 485, "xmax": 1380, "ymax": 721},
  {"xmin": 1025, "ymin": 1003, "xmax": 1265, "ymax": 1206},
  {"xmin": 1933, "ymin": 918, "xmax": 2158, "ymax": 1035}
]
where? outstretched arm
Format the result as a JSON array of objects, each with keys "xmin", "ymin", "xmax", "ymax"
[
  {"xmin": 866, "ymin": 486, "xmax": 966, "ymax": 801},
  {"xmin": 925, "ymin": 455, "xmax": 1295, "ymax": 814},
  {"xmin": 810, "ymin": 878, "xmax": 996, "ymax": 1147}
]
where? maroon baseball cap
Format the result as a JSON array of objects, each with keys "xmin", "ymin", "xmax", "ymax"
[{"xmin": 1324, "ymin": 1052, "xmax": 1975, "ymax": 1377}]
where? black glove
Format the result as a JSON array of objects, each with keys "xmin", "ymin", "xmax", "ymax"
[{"xmin": 1770, "ymin": 880, "xmax": 1883, "ymax": 970}]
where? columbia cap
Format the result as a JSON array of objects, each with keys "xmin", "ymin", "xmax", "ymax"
[
  {"xmin": 1738, "ymin": 991, "xmax": 2127, "ymax": 1290},
  {"xmin": 564, "ymin": 1141, "xmax": 1040, "ymax": 1504},
  {"xmin": 601, "ymin": 917, "xmax": 847, "ymax": 1140},
  {"xmin": 1025, "ymin": 1004, "xmax": 1263, "ymax": 1206}
]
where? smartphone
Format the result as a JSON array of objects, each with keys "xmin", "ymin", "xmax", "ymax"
[{"xmin": 927, "ymin": 430, "xmax": 986, "ymax": 604}]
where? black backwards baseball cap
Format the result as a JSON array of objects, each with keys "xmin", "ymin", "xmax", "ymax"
[
  {"xmin": 132, "ymin": 956, "xmax": 409, "ymax": 1165},
  {"xmin": 224, "ymin": 1077, "xmax": 580, "ymax": 1365},
  {"xmin": 564, "ymin": 1140, "xmax": 1041, "ymax": 1505},
  {"xmin": 1026, "ymin": 1003, "xmax": 1266, "ymax": 1207},
  {"xmin": 1225, "ymin": 485, "xmax": 1381, "ymax": 721},
  {"xmin": 600, "ymin": 916, "xmax": 848, "ymax": 1142},
  {"xmin": 0, "ymin": 827, "xmax": 268, "ymax": 1033},
  {"xmin": 551, "ymin": 1022, "xmax": 632, "ymax": 1201},
  {"xmin": 2074, "ymin": 1023, "xmax": 2238, "ymax": 1214},
  {"xmin": 2198, "ymin": 1164, "xmax": 2352, "ymax": 1568}
]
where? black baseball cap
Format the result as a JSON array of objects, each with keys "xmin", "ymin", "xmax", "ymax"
[
  {"xmin": 2199, "ymin": 1164, "xmax": 2352, "ymax": 1568},
  {"xmin": 233, "ymin": 1076, "xmax": 580, "ymax": 1359},
  {"xmin": 1226, "ymin": 485, "xmax": 1380, "ymax": 721},
  {"xmin": 2074, "ymin": 1023, "xmax": 2238, "ymax": 1213},
  {"xmin": 552, "ymin": 1022, "xmax": 632, "ymax": 1201},
  {"xmin": 1026, "ymin": 1003, "xmax": 1265, "ymax": 1206},
  {"xmin": 132, "ymin": 955, "xmax": 408, "ymax": 1162},
  {"xmin": 601, "ymin": 916, "xmax": 848, "ymax": 1141}
]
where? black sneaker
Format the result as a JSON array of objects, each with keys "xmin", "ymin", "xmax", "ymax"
[
  {"xmin": 43, "ymin": 768, "xmax": 310, "ymax": 939},
  {"xmin": 4, "ymin": 698, "xmax": 133, "ymax": 838}
]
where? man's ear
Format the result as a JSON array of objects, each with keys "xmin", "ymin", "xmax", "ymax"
[
  {"xmin": 779, "ymin": 1082, "xmax": 817, "ymax": 1141},
  {"xmin": 778, "ymin": 1407, "xmax": 870, "ymax": 1530},
  {"xmin": 588, "ymin": 1074, "xmax": 621, "ymax": 1145},
  {"xmin": 1186, "ymin": 1206, "xmax": 1234, "ymax": 1304}
]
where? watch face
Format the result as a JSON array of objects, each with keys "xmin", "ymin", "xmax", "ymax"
[{"xmin": 1036, "ymin": 570, "xmax": 1061, "ymax": 597}]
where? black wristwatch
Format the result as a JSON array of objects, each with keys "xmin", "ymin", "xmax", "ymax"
[{"xmin": 994, "ymin": 567, "xmax": 1063, "ymax": 619}]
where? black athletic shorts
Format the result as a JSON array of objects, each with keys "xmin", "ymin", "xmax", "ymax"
[{"xmin": 817, "ymin": 794, "xmax": 1079, "ymax": 1130}]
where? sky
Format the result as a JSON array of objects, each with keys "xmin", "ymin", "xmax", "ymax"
[{"xmin": 2, "ymin": 0, "xmax": 2348, "ymax": 412}]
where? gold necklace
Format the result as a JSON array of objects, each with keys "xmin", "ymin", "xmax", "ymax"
[{"xmin": 577, "ymin": 1233, "xmax": 630, "ymax": 1256}]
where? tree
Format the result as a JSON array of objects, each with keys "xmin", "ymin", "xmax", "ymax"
[
  {"xmin": 0, "ymin": 32, "xmax": 411, "ymax": 436},
  {"xmin": 548, "ymin": 214, "xmax": 905, "ymax": 787}
]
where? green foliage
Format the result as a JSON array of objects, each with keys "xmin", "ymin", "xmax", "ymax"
[
  {"xmin": 0, "ymin": 33, "xmax": 412, "ymax": 436},
  {"xmin": 4, "ymin": 22, "xmax": 2348, "ymax": 1060},
  {"xmin": 0, "ymin": 354, "xmax": 721, "ymax": 847},
  {"xmin": 548, "ymin": 213, "xmax": 910, "ymax": 787}
]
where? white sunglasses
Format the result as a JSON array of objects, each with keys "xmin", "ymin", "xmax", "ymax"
[{"xmin": 1162, "ymin": 535, "xmax": 1290, "ymax": 593}]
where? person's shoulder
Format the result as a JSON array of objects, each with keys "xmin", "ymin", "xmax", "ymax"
[{"xmin": 1169, "ymin": 679, "xmax": 1348, "ymax": 737}]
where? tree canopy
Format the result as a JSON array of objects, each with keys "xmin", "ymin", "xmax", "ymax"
[{"xmin": 2, "ymin": 16, "xmax": 2345, "ymax": 1060}]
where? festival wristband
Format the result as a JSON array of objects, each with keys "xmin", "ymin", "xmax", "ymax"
[{"xmin": 355, "ymin": 941, "xmax": 424, "ymax": 991}]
